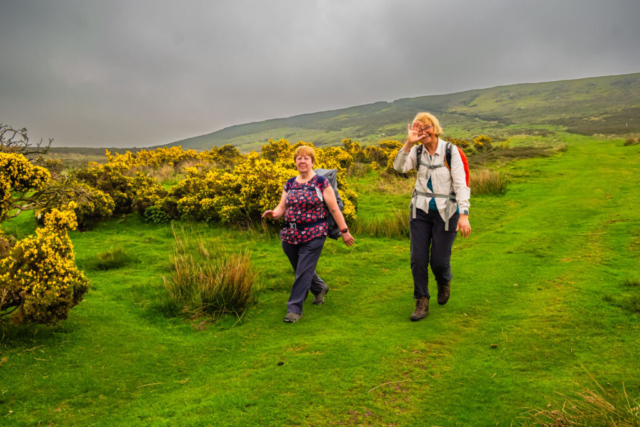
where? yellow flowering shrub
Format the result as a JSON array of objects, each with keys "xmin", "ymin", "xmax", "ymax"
[
  {"xmin": 73, "ymin": 161, "xmax": 166, "ymax": 215},
  {"xmin": 0, "ymin": 153, "xmax": 51, "ymax": 221},
  {"xmin": 155, "ymin": 139, "xmax": 359, "ymax": 225},
  {"xmin": 443, "ymin": 136, "xmax": 471, "ymax": 149},
  {"xmin": 260, "ymin": 139, "xmax": 293, "ymax": 162},
  {"xmin": 342, "ymin": 138, "xmax": 366, "ymax": 162},
  {"xmin": 165, "ymin": 153, "xmax": 296, "ymax": 224},
  {"xmin": 0, "ymin": 204, "xmax": 89, "ymax": 326},
  {"xmin": 363, "ymin": 146, "xmax": 388, "ymax": 164},
  {"xmin": 473, "ymin": 134, "xmax": 492, "ymax": 151},
  {"xmin": 316, "ymin": 146, "xmax": 354, "ymax": 171},
  {"xmin": 198, "ymin": 145, "xmax": 243, "ymax": 169},
  {"xmin": 106, "ymin": 146, "xmax": 199, "ymax": 168},
  {"xmin": 36, "ymin": 183, "xmax": 116, "ymax": 230}
]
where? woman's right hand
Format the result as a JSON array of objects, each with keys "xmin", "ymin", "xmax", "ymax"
[
  {"xmin": 342, "ymin": 232, "xmax": 355, "ymax": 247},
  {"xmin": 407, "ymin": 123, "xmax": 423, "ymax": 144},
  {"xmin": 262, "ymin": 210, "xmax": 277, "ymax": 219}
]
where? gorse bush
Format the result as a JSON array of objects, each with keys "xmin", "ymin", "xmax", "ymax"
[
  {"xmin": 473, "ymin": 134, "xmax": 493, "ymax": 151},
  {"xmin": 73, "ymin": 161, "xmax": 167, "ymax": 215},
  {"xmin": 443, "ymin": 135, "xmax": 471, "ymax": 149},
  {"xmin": 37, "ymin": 182, "xmax": 115, "ymax": 230},
  {"xmin": 0, "ymin": 204, "xmax": 89, "ymax": 326},
  {"xmin": 470, "ymin": 169, "xmax": 509, "ymax": 195},
  {"xmin": 163, "ymin": 227, "xmax": 258, "ymax": 317},
  {"xmin": 0, "ymin": 152, "xmax": 51, "ymax": 222}
]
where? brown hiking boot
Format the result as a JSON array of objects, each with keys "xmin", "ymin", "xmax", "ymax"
[
  {"xmin": 283, "ymin": 312, "xmax": 302, "ymax": 323},
  {"xmin": 312, "ymin": 284, "xmax": 329, "ymax": 305},
  {"xmin": 410, "ymin": 297, "xmax": 429, "ymax": 321},
  {"xmin": 437, "ymin": 281, "xmax": 451, "ymax": 305}
]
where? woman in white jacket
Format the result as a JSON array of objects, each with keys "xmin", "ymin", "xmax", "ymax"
[{"xmin": 394, "ymin": 112, "xmax": 471, "ymax": 321}]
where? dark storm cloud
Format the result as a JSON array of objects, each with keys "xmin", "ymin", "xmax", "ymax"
[{"xmin": 1, "ymin": 0, "xmax": 639, "ymax": 147}]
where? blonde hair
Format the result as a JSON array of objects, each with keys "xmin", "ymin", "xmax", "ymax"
[
  {"xmin": 293, "ymin": 145, "xmax": 316, "ymax": 164},
  {"xmin": 413, "ymin": 112, "xmax": 443, "ymax": 137}
]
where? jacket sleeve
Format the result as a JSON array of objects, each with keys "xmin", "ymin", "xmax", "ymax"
[
  {"xmin": 450, "ymin": 147, "xmax": 470, "ymax": 214},
  {"xmin": 393, "ymin": 145, "xmax": 417, "ymax": 173}
]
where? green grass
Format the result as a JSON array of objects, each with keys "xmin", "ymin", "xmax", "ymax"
[{"xmin": 1, "ymin": 133, "xmax": 640, "ymax": 426}]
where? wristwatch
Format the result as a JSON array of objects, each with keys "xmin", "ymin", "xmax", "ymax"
[
  {"xmin": 462, "ymin": 210, "xmax": 469, "ymax": 215},
  {"xmin": 341, "ymin": 228, "xmax": 349, "ymax": 234}
]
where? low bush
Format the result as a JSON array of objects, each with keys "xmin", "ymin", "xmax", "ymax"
[
  {"xmin": 470, "ymin": 169, "xmax": 509, "ymax": 195},
  {"xmin": 162, "ymin": 227, "xmax": 258, "ymax": 317},
  {"xmin": 473, "ymin": 134, "xmax": 493, "ymax": 151},
  {"xmin": 0, "ymin": 205, "xmax": 90, "ymax": 326},
  {"xmin": 36, "ymin": 183, "xmax": 115, "ymax": 230},
  {"xmin": 624, "ymin": 137, "xmax": 640, "ymax": 146}
]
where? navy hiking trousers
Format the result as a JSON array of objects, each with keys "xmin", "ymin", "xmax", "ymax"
[
  {"xmin": 410, "ymin": 208, "xmax": 459, "ymax": 300},
  {"xmin": 282, "ymin": 236, "xmax": 327, "ymax": 314}
]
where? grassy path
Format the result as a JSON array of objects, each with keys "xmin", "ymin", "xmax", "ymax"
[{"xmin": 1, "ymin": 135, "xmax": 639, "ymax": 426}]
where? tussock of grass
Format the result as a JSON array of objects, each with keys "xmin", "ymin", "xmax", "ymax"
[
  {"xmin": 621, "ymin": 279, "xmax": 640, "ymax": 288},
  {"xmin": 470, "ymin": 169, "xmax": 509, "ymax": 195},
  {"xmin": 350, "ymin": 209, "xmax": 410, "ymax": 238},
  {"xmin": 163, "ymin": 227, "xmax": 258, "ymax": 317},
  {"xmin": 90, "ymin": 246, "xmax": 134, "ymax": 270},
  {"xmin": 624, "ymin": 137, "xmax": 640, "ymax": 146},
  {"xmin": 622, "ymin": 294, "xmax": 640, "ymax": 315},
  {"xmin": 554, "ymin": 143, "xmax": 568, "ymax": 152},
  {"xmin": 521, "ymin": 382, "xmax": 640, "ymax": 426}
]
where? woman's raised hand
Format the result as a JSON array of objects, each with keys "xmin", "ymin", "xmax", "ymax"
[
  {"xmin": 407, "ymin": 123, "xmax": 422, "ymax": 144},
  {"xmin": 342, "ymin": 231, "xmax": 355, "ymax": 247}
]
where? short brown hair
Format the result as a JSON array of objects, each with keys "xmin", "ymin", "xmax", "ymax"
[
  {"xmin": 293, "ymin": 145, "xmax": 316, "ymax": 164},
  {"xmin": 413, "ymin": 112, "xmax": 443, "ymax": 137}
]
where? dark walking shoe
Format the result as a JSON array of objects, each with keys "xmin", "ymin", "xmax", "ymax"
[
  {"xmin": 437, "ymin": 281, "xmax": 451, "ymax": 305},
  {"xmin": 283, "ymin": 312, "xmax": 302, "ymax": 323},
  {"xmin": 312, "ymin": 284, "xmax": 329, "ymax": 305},
  {"xmin": 410, "ymin": 297, "xmax": 429, "ymax": 321}
]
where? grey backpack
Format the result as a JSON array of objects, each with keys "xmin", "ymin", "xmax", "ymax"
[{"xmin": 314, "ymin": 169, "xmax": 344, "ymax": 239}]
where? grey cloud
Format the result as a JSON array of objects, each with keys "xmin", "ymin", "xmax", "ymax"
[{"xmin": 1, "ymin": 0, "xmax": 639, "ymax": 147}]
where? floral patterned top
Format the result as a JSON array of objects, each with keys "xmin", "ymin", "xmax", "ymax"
[{"xmin": 280, "ymin": 174, "xmax": 330, "ymax": 245}]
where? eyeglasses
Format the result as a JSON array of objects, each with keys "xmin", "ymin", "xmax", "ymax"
[{"xmin": 413, "ymin": 124, "xmax": 432, "ymax": 132}]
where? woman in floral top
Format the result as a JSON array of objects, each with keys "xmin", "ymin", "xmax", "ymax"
[{"xmin": 262, "ymin": 146, "xmax": 354, "ymax": 323}]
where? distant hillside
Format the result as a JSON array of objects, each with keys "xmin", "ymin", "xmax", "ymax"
[{"xmin": 163, "ymin": 72, "xmax": 639, "ymax": 152}]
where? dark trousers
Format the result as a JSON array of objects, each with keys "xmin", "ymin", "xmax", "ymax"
[
  {"xmin": 410, "ymin": 208, "xmax": 459, "ymax": 299},
  {"xmin": 282, "ymin": 237, "xmax": 327, "ymax": 314}
]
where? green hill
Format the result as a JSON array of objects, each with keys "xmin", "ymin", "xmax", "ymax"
[{"xmin": 163, "ymin": 72, "xmax": 640, "ymax": 152}]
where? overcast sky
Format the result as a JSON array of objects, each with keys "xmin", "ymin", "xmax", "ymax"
[{"xmin": 1, "ymin": 0, "xmax": 639, "ymax": 148}]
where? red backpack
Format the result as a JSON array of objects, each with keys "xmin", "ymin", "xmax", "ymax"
[{"xmin": 416, "ymin": 142, "xmax": 470, "ymax": 186}]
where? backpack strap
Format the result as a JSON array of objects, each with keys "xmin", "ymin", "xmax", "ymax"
[
  {"xmin": 445, "ymin": 142, "xmax": 452, "ymax": 170},
  {"xmin": 284, "ymin": 177, "xmax": 296, "ymax": 193},
  {"xmin": 416, "ymin": 144, "xmax": 423, "ymax": 173}
]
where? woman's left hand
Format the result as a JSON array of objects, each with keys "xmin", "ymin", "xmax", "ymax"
[
  {"xmin": 342, "ymin": 232, "xmax": 355, "ymax": 247},
  {"xmin": 457, "ymin": 215, "xmax": 471, "ymax": 239}
]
